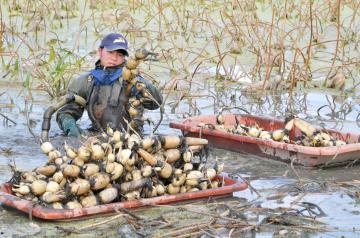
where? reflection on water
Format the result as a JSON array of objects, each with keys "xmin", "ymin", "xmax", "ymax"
[{"xmin": 211, "ymin": 147, "xmax": 360, "ymax": 238}]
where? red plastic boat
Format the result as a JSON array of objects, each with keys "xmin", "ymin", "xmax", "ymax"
[
  {"xmin": 170, "ymin": 114, "xmax": 360, "ymax": 167},
  {"xmin": 0, "ymin": 175, "xmax": 247, "ymax": 220}
]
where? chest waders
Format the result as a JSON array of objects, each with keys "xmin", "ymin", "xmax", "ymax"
[
  {"xmin": 87, "ymin": 77, "xmax": 130, "ymax": 132},
  {"xmin": 41, "ymin": 77, "xmax": 131, "ymax": 142}
]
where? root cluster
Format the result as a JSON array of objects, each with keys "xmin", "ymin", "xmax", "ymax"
[
  {"xmin": 199, "ymin": 115, "xmax": 347, "ymax": 147},
  {"xmin": 10, "ymin": 131, "xmax": 224, "ymax": 209}
]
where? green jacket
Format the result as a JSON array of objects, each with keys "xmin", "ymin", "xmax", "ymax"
[{"xmin": 56, "ymin": 63, "xmax": 162, "ymax": 133}]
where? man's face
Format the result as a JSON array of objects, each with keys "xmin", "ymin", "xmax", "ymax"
[{"xmin": 98, "ymin": 48, "xmax": 126, "ymax": 67}]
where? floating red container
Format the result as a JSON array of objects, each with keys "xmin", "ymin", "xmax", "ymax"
[{"xmin": 170, "ymin": 114, "xmax": 360, "ymax": 167}]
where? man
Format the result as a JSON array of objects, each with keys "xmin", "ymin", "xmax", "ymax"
[{"xmin": 56, "ymin": 33, "xmax": 162, "ymax": 137}]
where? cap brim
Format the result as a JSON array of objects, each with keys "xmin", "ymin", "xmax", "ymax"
[{"xmin": 104, "ymin": 46, "xmax": 129, "ymax": 56}]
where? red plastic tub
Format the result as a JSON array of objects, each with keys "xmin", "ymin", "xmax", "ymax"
[
  {"xmin": 0, "ymin": 175, "xmax": 247, "ymax": 220},
  {"xmin": 170, "ymin": 114, "xmax": 360, "ymax": 167}
]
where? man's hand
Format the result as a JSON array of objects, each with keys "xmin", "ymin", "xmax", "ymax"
[{"xmin": 61, "ymin": 115, "xmax": 81, "ymax": 137}]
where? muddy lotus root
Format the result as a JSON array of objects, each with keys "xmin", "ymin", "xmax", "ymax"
[{"xmin": 10, "ymin": 131, "xmax": 224, "ymax": 209}]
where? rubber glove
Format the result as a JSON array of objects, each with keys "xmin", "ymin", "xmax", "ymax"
[{"xmin": 61, "ymin": 115, "xmax": 81, "ymax": 137}]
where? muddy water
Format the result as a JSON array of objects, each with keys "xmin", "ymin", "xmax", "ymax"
[{"xmin": 1, "ymin": 85, "xmax": 360, "ymax": 237}]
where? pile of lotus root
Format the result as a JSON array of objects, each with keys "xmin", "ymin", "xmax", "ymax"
[
  {"xmin": 9, "ymin": 130, "xmax": 224, "ymax": 209},
  {"xmin": 199, "ymin": 115, "xmax": 347, "ymax": 147}
]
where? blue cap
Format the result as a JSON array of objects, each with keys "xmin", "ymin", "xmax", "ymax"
[{"xmin": 99, "ymin": 33, "xmax": 129, "ymax": 56}]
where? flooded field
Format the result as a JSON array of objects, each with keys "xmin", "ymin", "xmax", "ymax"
[
  {"xmin": 1, "ymin": 85, "xmax": 360, "ymax": 237},
  {"xmin": 1, "ymin": 0, "xmax": 360, "ymax": 237}
]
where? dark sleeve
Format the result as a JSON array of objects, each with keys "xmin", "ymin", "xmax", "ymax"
[
  {"xmin": 132, "ymin": 76, "xmax": 163, "ymax": 110},
  {"xmin": 56, "ymin": 74, "xmax": 89, "ymax": 129}
]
